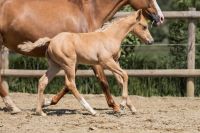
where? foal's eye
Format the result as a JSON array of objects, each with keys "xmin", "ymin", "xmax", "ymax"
[{"xmin": 143, "ymin": 26, "xmax": 147, "ymax": 30}]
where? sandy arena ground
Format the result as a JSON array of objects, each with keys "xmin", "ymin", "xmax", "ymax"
[{"xmin": 0, "ymin": 93, "xmax": 200, "ymax": 133}]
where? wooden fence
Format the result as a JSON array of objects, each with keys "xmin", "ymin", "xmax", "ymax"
[{"xmin": 1, "ymin": 9, "xmax": 200, "ymax": 97}]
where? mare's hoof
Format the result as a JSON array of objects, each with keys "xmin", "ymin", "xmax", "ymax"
[
  {"xmin": 3, "ymin": 96, "xmax": 21, "ymax": 114},
  {"xmin": 11, "ymin": 107, "xmax": 21, "ymax": 114}
]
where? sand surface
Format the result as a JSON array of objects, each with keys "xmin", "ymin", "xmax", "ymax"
[{"xmin": 0, "ymin": 93, "xmax": 200, "ymax": 133}]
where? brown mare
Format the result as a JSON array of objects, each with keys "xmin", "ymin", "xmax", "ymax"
[
  {"xmin": 0, "ymin": 0, "xmax": 164, "ymax": 113},
  {"xmin": 19, "ymin": 10, "xmax": 153, "ymax": 116}
]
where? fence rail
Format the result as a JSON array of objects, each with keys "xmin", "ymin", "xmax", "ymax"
[
  {"xmin": 1, "ymin": 69, "xmax": 200, "ymax": 77},
  {"xmin": 1, "ymin": 10, "xmax": 199, "ymax": 96},
  {"xmin": 114, "ymin": 11, "xmax": 200, "ymax": 19}
]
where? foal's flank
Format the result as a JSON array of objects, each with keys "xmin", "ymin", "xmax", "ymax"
[{"xmin": 19, "ymin": 10, "xmax": 153, "ymax": 116}]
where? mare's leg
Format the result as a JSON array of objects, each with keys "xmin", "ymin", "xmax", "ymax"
[
  {"xmin": 0, "ymin": 77, "xmax": 21, "ymax": 113},
  {"xmin": 0, "ymin": 35, "xmax": 21, "ymax": 113},
  {"xmin": 36, "ymin": 60, "xmax": 60, "ymax": 116},
  {"xmin": 102, "ymin": 59, "xmax": 135, "ymax": 114},
  {"xmin": 92, "ymin": 65, "xmax": 120, "ymax": 112},
  {"xmin": 64, "ymin": 65, "xmax": 97, "ymax": 115},
  {"xmin": 0, "ymin": 36, "xmax": 7, "ymax": 97}
]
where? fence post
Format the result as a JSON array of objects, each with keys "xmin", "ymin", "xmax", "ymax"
[{"xmin": 186, "ymin": 8, "xmax": 196, "ymax": 97}]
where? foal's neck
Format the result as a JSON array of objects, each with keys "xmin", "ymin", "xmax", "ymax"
[
  {"xmin": 105, "ymin": 13, "xmax": 137, "ymax": 43},
  {"xmin": 81, "ymin": 0, "xmax": 128, "ymax": 31}
]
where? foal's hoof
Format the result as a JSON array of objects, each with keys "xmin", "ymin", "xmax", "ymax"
[
  {"xmin": 35, "ymin": 111, "xmax": 47, "ymax": 116},
  {"xmin": 42, "ymin": 98, "xmax": 51, "ymax": 108},
  {"xmin": 113, "ymin": 105, "xmax": 121, "ymax": 113},
  {"xmin": 117, "ymin": 104, "xmax": 126, "ymax": 115},
  {"xmin": 113, "ymin": 112, "xmax": 122, "ymax": 117},
  {"xmin": 131, "ymin": 108, "xmax": 137, "ymax": 115},
  {"xmin": 120, "ymin": 104, "xmax": 126, "ymax": 111},
  {"xmin": 42, "ymin": 98, "xmax": 52, "ymax": 108},
  {"xmin": 5, "ymin": 105, "xmax": 21, "ymax": 114},
  {"xmin": 91, "ymin": 111, "xmax": 99, "ymax": 117},
  {"xmin": 93, "ymin": 112, "xmax": 100, "ymax": 117}
]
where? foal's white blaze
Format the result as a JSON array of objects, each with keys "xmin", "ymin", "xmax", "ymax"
[
  {"xmin": 153, "ymin": 0, "xmax": 164, "ymax": 24},
  {"xmin": 79, "ymin": 97, "xmax": 97, "ymax": 115}
]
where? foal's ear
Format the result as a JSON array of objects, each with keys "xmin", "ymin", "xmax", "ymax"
[{"xmin": 136, "ymin": 9, "xmax": 142, "ymax": 21}]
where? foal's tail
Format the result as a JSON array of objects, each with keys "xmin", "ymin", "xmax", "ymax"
[{"xmin": 18, "ymin": 37, "xmax": 51, "ymax": 53}]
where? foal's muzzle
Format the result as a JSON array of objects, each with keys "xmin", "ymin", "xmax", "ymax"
[
  {"xmin": 145, "ymin": 38, "xmax": 154, "ymax": 45},
  {"xmin": 147, "ymin": 39, "xmax": 154, "ymax": 45}
]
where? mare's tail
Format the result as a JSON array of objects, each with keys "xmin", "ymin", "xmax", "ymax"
[{"xmin": 18, "ymin": 37, "xmax": 51, "ymax": 53}]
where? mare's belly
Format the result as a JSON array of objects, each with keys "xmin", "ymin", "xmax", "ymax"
[{"xmin": 3, "ymin": 30, "xmax": 46, "ymax": 57}]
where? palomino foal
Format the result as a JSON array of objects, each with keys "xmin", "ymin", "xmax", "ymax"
[{"xmin": 19, "ymin": 10, "xmax": 153, "ymax": 116}]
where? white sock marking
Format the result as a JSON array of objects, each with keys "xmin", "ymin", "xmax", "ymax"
[{"xmin": 79, "ymin": 97, "xmax": 96, "ymax": 115}]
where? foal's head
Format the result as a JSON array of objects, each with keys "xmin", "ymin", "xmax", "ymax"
[{"xmin": 132, "ymin": 10, "xmax": 154, "ymax": 45}]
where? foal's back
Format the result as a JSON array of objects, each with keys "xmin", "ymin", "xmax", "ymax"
[{"xmin": 47, "ymin": 31, "xmax": 115, "ymax": 65}]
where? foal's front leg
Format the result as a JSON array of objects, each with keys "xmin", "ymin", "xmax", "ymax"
[
  {"xmin": 102, "ymin": 59, "xmax": 136, "ymax": 114},
  {"xmin": 112, "ymin": 60, "xmax": 136, "ymax": 113},
  {"xmin": 113, "ymin": 69, "xmax": 137, "ymax": 114},
  {"xmin": 92, "ymin": 65, "xmax": 120, "ymax": 112}
]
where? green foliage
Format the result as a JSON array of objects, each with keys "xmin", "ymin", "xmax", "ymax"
[
  {"xmin": 9, "ymin": 54, "xmax": 48, "ymax": 69},
  {"xmin": 120, "ymin": 5, "xmax": 133, "ymax": 12},
  {"xmin": 168, "ymin": 20, "xmax": 187, "ymax": 69},
  {"xmin": 167, "ymin": 0, "xmax": 200, "ymax": 96},
  {"xmin": 172, "ymin": 0, "xmax": 200, "ymax": 10}
]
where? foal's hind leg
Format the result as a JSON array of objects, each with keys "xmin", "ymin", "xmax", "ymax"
[
  {"xmin": 43, "ymin": 86, "xmax": 69, "ymax": 107},
  {"xmin": 42, "ymin": 67, "xmax": 78, "ymax": 107},
  {"xmin": 64, "ymin": 65, "xmax": 97, "ymax": 115},
  {"xmin": 36, "ymin": 60, "xmax": 60, "ymax": 116},
  {"xmin": 92, "ymin": 65, "xmax": 120, "ymax": 112}
]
